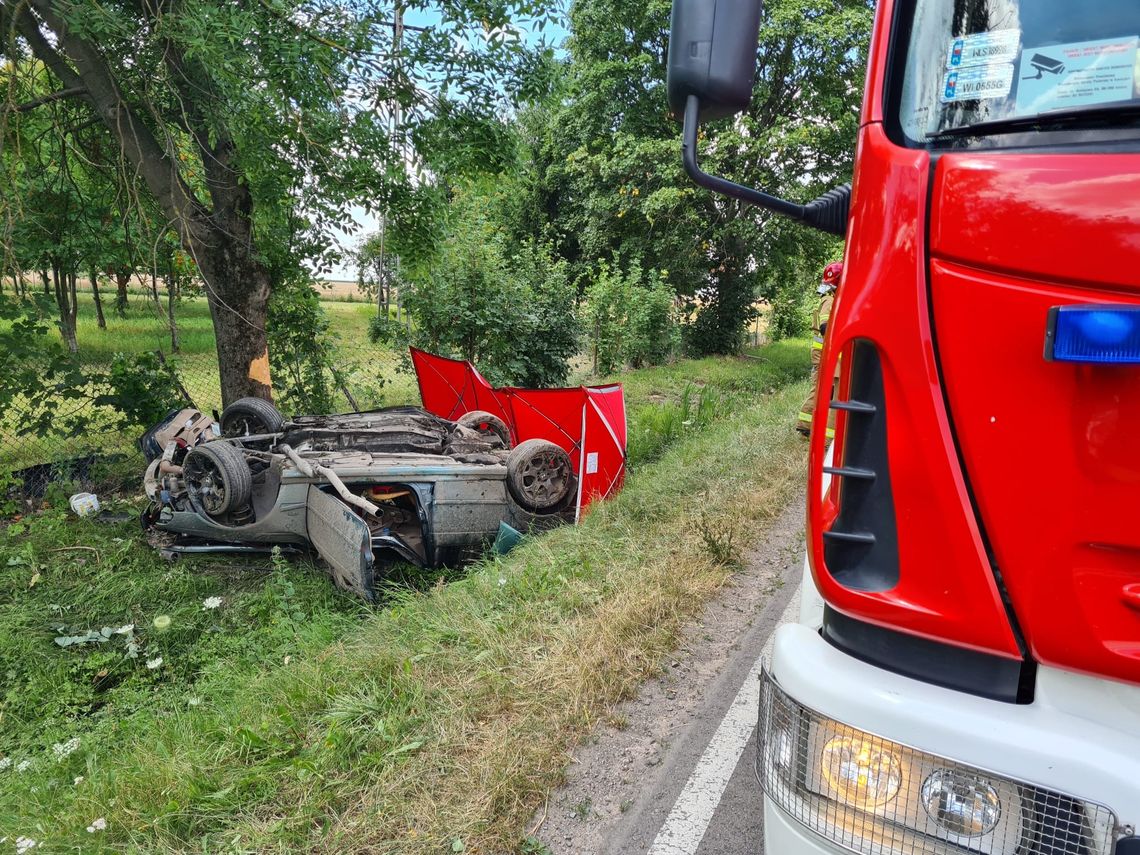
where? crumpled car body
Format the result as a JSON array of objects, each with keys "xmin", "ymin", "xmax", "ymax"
[{"xmin": 141, "ymin": 403, "xmax": 577, "ymax": 599}]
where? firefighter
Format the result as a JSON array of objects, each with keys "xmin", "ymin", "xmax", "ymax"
[{"xmin": 796, "ymin": 261, "xmax": 843, "ymax": 438}]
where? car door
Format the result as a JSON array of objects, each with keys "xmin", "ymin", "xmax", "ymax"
[{"xmin": 305, "ymin": 486, "xmax": 375, "ymax": 600}]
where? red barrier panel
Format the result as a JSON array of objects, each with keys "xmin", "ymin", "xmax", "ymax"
[{"xmin": 411, "ymin": 349, "xmax": 627, "ymax": 514}]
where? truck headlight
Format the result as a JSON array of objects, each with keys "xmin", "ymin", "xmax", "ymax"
[
  {"xmin": 758, "ymin": 668, "xmax": 1118, "ymax": 855},
  {"xmin": 822, "ymin": 733, "xmax": 902, "ymax": 808},
  {"xmin": 921, "ymin": 770, "xmax": 1001, "ymax": 836}
]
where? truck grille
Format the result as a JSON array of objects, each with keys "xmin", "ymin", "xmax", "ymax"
[{"xmin": 758, "ymin": 668, "xmax": 1119, "ymax": 855}]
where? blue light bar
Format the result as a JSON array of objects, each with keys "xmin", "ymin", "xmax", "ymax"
[{"xmin": 1046, "ymin": 305, "xmax": 1140, "ymax": 364}]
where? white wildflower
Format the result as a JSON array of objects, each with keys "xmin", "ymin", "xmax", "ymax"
[
  {"xmin": 202, "ymin": 596, "xmax": 223, "ymax": 610},
  {"xmin": 51, "ymin": 737, "xmax": 80, "ymax": 761},
  {"xmin": 73, "ymin": 776, "xmax": 84, "ymax": 786},
  {"xmin": 86, "ymin": 818, "xmax": 106, "ymax": 833},
  {"xmin": 187, "ymin": 696, "xmax": 201, "ymax": 707},
  {"xmin": 146, "ymin": 656, "xmax": 164, "ymax": 670},
  {"xmin": 0, "ymin": 757, "xmax": 10, "ymax": 772},
  {"xmin": 152, "ymin": 614, "xmax": 172, "ymax": 631},
  {"xmin": 498, "ymin": 577, "xmax": 507, "ymax": 587},
  {"xmin": 15, "ymin": 759, "xmax": 32, "ymax": 773},
  {"xmin": 15, "ymin": 836, "xmax": 37, "ymax": 853}
]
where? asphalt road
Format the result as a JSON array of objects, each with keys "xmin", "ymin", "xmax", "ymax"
[{"xmin": 537, "ymin": 494, "xmax": 805, "ymax": 855}]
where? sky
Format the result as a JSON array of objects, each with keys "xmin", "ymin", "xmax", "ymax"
[{"xmin": 322, "ymin": 6, "xmax": 571, "ymax": 281}]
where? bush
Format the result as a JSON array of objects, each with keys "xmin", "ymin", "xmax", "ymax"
[
  {"xmin": 0, "ymin": 293, "xmax": 186, "ymax": 441},
  {"xmin": 97, "ymin": 352, "xmax": 188, "ymax": 430},
  {"xmin": 398, "ymin": 182, "xmax": 580, "ymax": 388},
  {"xmin": 268, "ymin": 279, "xmax": 363, "ymax": 415},
  {"xmin": 584, "ymin": 260, "xmax": 678, "ymax": 374},
  {"xmin": 682, "ymin": 253, "xmax": 760, "ymax": 357}
]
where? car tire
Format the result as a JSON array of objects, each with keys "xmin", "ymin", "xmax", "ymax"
[
  {"xmin": 507, "ymin": 439, "xmax": 573, "ymax": 512},
  {"xmin": 183, "ymin": 441, "xmax": 252, "ymax": 519},
  {"xmin": 457, "ymin": 410, "xmax": 511, "ymax": 447},
  {"xmin": 221, "ymin": 397, "xmax": 285, "ymax": 438}
]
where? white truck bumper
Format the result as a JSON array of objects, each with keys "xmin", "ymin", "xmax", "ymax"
[{"xmin": 759, "ymin": 621, "xmax": 1140, "ymax": 855}]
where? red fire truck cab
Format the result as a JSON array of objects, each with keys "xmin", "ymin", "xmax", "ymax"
[{"xmin": 669, "ymin": 1, "xmax": 1140, "ymax": 853}]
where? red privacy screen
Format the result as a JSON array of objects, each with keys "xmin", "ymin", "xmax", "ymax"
[{"xmin": 410, "ymin": 348, "xmax": 627, "ymax": 515}]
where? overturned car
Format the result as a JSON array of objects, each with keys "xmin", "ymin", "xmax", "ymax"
[{"xmin": 140, "ymin": 399, "xmax": 578, "ymax": 599}]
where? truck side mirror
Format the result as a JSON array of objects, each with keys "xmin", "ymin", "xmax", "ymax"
[
  {"xmin": 666, "ymin": 0, "xmax": 851, "ymax": 237},
  {"xmin": 666, "ymin": 0, "xmax": 763, "ymax": 122}
]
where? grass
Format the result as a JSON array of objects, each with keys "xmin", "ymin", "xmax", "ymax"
[
  {"xmin": 0, "ymin": 294, "xmax": 420, "ymax": 474},
  {"xmin": 0, "ymin": 340, "xmax": 810, "ymax": 852}
]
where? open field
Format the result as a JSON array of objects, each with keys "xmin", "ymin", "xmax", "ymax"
[{"xmin": 0, "ymin": 340, "xmax": 810, "ymax": 852}]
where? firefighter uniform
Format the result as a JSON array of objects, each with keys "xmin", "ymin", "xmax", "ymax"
[{"xmin": 797, "ymin": 263, "xmax": 843, "ymax": 438}]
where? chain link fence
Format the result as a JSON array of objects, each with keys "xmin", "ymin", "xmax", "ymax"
[{"xmin": 1, "ymin": 279, "xmax": 419, "ymax": 501}]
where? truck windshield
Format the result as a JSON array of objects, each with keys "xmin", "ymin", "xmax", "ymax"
[{"xmin": 897, "ymin": 0, "xmax": 1140, "ymax": 142}]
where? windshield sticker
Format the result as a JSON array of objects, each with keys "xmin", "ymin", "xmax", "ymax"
[
  {"xmin": 947, "ymin": 29, "xmax": 1021, "ymax": 70},
  {"xmin": 1016, "ymin": 37, "xmax": 1139, "ymax": 114},
  {"xmin": 941, "ymin": 64, "xmax": 1015, "ymax": 103}
]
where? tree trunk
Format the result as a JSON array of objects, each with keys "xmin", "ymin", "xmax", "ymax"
[
  {"xmin": 150, "ymin": 268, "xmax": 161, "ymax": 310},
  {"xmin": 115, "ymin": 271, "xmax": 130, "ymax": 316},
  {"xmin": 90, "ymin": 269, "xmax": 107, "ymax": 329},
  {"xmin": 15, "ymin": 0, "xmax": 274, "ymax": 406},
  {"xmin": 53, "ymin": 264, "xmax": 79, "ymax": 354},
  {"xmin": 41, "ymin": 269, "xmax": 50, "ymax": 296},
  {"xmin": 194, "ymin": 244, "xmax": 272, "ymax": 406},
  {"xmin": 166, "ymin": 266, "xmax": 180, "ymax": 354},
  {"xmin": 69, "ymin": 269, "xmax": 80, "ymax": 345}
]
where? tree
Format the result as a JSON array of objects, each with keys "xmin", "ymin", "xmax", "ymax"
[
  {"xmin": 0, "ymin": 0, "xmax": 560, "ymax": 405},
  {"xmin": 540, "ymin": 0, "xmax": 871, "ymax": 350},
  {"xmin": 378, "ymin": 177, "xmax": 580, "ymax": 388}
]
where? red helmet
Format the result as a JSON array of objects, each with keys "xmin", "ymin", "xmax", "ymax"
[{"xmin": 822, "ymin": 261, "xmax": 843, "ymax": 284}]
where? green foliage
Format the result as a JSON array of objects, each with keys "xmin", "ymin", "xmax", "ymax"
[
  {"xmin": 399, "ymin": 180, "xmax": 580, "ymax": 388},
  {"xmin": 698, "ymin": 512, "xmax": 743, "ymax": 571},
  {"xmin": 0, "ymin": 499, "xmax": 365, "ymax": 774},
  {"xmin": 267, "ymin": 280, "xmax": 356, "ymax": 415},
  {"xmin": 532, "ymin": 0, "xmax": 870, "ymax": 353},
  {"xmin": 683, "ymin": 236, "xmax": 762, "ymax": 356},
  {"xmin": 1, "ymin": 0, "xmax": 561, "ymax": 405},
  {"xmin": 0, "ymin": 293, "xmax": 187, "ymax": 443},
  {"xmin": 96, "ymin": 352, "xmax": 188, "ymax": 431},
  {"xmin": 628, "ymin": 382, "xmax": 721, "ymax": 467},
  {"xmin": 584, "ymin": 260, "xmax": 678, "ymax": 374}
]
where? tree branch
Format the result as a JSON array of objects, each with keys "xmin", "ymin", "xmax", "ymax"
[
  {"xmin": 13, "ymin": 85, "xmax": 88, "ymax": 112},
  {"xmin": 21, "ymin": 0, "xmax": 208, "ymax": 241}
]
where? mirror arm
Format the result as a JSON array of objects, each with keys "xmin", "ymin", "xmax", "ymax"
[{"xmin": 681, "ymin": 95, "xmax": 851, "ymax": 237}]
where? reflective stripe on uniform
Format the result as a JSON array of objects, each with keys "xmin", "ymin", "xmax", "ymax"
[
  {"xmin": 797, "ymin": 411, "xmax": 812, "ymax": 424},
  {"xmin": 812, "ymin": 336, "xmax": 824, "ymax": 350}
]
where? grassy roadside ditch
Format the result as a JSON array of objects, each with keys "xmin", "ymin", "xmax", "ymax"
[{"xmin": 0, "ymin": 341, "xmax": 810, "ymax": 852}]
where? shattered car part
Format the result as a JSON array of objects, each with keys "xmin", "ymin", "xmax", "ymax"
[{"xmin": 140, "ymin": 399, "xmax": 574, "ymax": 599}]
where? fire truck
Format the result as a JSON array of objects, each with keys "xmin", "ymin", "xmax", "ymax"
[{"xmin": 667, "ymin": 1, "xmax": 1140, "ymax": 854}]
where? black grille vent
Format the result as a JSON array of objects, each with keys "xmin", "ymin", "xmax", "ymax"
[{"xmin": 823, "ymin": 340, "xmax": 900, "ymax": 592}]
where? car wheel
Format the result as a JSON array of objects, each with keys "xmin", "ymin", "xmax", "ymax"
[
  {"xmin": 507, "ymin": 439, "xmax": 573, "ymax": 512},
  {"xmin": 221, "ymin": 397, "xmax": 285, "ymax": 438},
  {"xmin": 457, "ymin": 410, "xmax": 511, "ymax": 447},
  {"xmin": 183, "ymin": 441, "xmax": 252, "ymax": 519}
]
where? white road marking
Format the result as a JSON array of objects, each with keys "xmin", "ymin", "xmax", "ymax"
[{"xmin": 646, "ymin": 586, "xmax": 802, "ymax": 855}]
